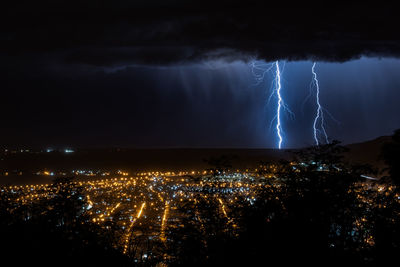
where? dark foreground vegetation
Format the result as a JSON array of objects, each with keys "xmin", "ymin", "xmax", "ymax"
[{"xmin": 1, "ymin": 130, "xmax": 400, "ymax": 266}]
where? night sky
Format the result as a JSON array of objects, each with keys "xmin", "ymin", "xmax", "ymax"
[{"xmin": 2, "ymin": 1, "xmax": 399, "ymax": 149}]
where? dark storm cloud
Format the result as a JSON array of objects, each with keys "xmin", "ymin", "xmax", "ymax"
[
  {"xmin": 2, "ymin": 1, "xmax": 400, "ymax": 149},
  {"xmin": 2, "ymin": 1, "xmax": 399, "ymax": 67}
]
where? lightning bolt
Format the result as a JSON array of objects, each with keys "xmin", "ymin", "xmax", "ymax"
[
  {"xmin": 275, "ymin": 61, "xmax": 284, "ymax": 149},
  {"xmin": 311, "ymin": 62, "xmax": 329, "ymax": 145},
  {"xmin": 249, "ymin": 60, "xmax": 293, "ymax": 149}
]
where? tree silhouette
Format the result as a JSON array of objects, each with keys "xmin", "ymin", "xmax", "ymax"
[
  {"xmin": 0, "ymin": 177, "xmax": 130, "ymax": 267},
  {"xmin": 382, "ymin": 129, "xmax": 400, "ymax": 185},
  {"xmin": 166, "ymin": 142, "xmax": 386, "ymax": 266},
  {"xmin": 203, "ymin": 155, "xmax": 234, "ymax": 177}
]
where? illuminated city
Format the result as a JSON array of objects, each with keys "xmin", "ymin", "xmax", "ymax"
[{"xmin": 2, "ymin": 157, "xmax": 400, "ymax": 264}]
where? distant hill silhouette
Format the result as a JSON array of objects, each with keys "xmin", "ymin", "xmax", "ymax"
[
  {"xmin": 345, "ymin": 136, "xmax": 392, "ymax": 174},
  {"xmin": 0, "ymin": 136, "xmax": 393, "ymax": 185}
]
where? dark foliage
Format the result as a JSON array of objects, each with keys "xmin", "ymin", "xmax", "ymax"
[
  {"xmin": 166, "ymin": 139, "xmax": 400, "ymax": 266},
  {"xmin": 203, "ymin": 155, "xmax": 235, "ymax": 176},
  {"xmin": 382, "ymin": 129, "xmax": 400, "ymax": 185},
  {"xmin": 0, "ymin": 177, "xmax": 129, "ymax": 267}
]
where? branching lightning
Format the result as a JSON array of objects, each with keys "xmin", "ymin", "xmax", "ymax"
[
  {"xmin": 250, "ymin": 60, "xmax": 338, "ymax": 148},
  {"xmin": 249, "ymin": 60, "xmax": 293, "ymax": 149},
  {"xmin": 249, "ymin": 61, "xmax": 275, "ymax": 86},
  {"xmin": 311, "ymin": 62, "xmax": 329, "ymax": 145}
]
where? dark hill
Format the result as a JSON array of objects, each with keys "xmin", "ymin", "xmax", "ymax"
[
  {"xmin": 345, "ymin": 136, "xmax": 392, "ymax": 173},
  {"xmin": 0, "ymin": 136, "xmax": 393, "ymax": 185}
]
